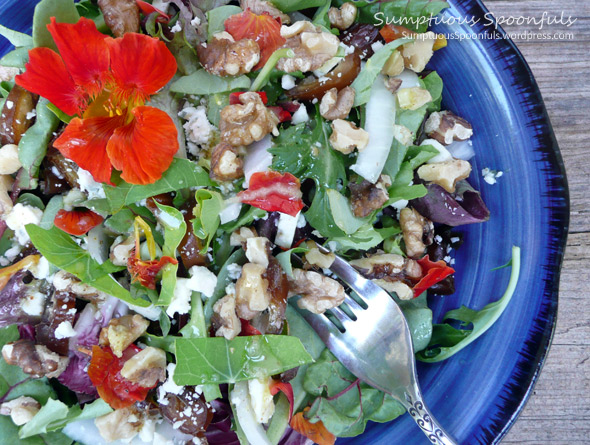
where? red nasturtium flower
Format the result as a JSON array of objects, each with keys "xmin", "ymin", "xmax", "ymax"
[
  {"xmin": 15, "ymin": 17, "xmax": 179, "ymax": 185},
  {"xmin": 54, "ymin": 208, "xmax": 104, "ymax": 236},
  {"xmin": 127, "ymin": 216, "xmax": 178, "ymax": 289}
]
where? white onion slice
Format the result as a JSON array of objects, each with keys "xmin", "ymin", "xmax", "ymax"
[
  {"xmin": 394, "ymin": 69, "xmax": 420, "ymax": 89},
  {"xmin": 422, "ymin": 139, "xmax": 453, "ymax": 164},
  {"xmin": 219, "ymin": 202, "xmax": 242, "ymax": 224},
  {"xmin": 446, "ymin": 139, "xmax": 476, "ymax": 160},
  {"xmin": 230, "ymin": 382, "xmax": 272, "ymax": 445},
  {"xmin": 243, "ymin": 135, "xmax": 273, "ymax": 188},
  {"xmin": 350, "ymin": 75, "xmax": 397, "ymax": 183}
]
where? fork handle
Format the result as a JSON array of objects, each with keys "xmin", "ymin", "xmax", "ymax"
[{"xmin": 398, "ymin": 390, "xmax": 457, "ymax": 445}]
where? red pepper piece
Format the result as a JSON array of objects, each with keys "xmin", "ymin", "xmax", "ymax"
[
  {"xmin": 229, "ymin": 91, "xmax": 268, "ymax": 105},
  {"xmin": 238, "ymin": 171, "xmax": 304, "ymax": 217},
  {"xmin": 412, "ymin": 255, "xmax": 455, "ymax": 297}
]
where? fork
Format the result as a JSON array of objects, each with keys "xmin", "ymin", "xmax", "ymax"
[{"xmin": 291, "ymin": 247, "xmax": 457, "ymax": 445}]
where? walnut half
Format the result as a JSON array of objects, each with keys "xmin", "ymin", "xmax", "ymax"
[
  {"xmin": 399, "ymin": 208, "xmax": 434, "ymax": 259},
  {"xmin": 212, "ymin": 295, "xmax": 241, "ymax": 340},
  {"xmin": 210, "ymin": 142, "xmax": 244, "ymax": 182},
  {"xmin": 98, "ymin": 0, "xmax": 140, "ymax": 37},
  {"xmin": 119, "ymin": 346, "xmax": 166, "ymax": 388},
  {"xmin": 417, "ymin": 159, "xmax": 472, "ymax": 193},
  {"xmin": 103, "ymin": 314, "xmax": 150, "ymax": 358},
  {"xmin": 288, "ymin": 269, "xmax": 345, "ymax": 314},
  {"xmin": 220, "ymin": 92, "xmax": 279, "ymax": 147},
  {"xmin": 348, "ymin": 174, "xmax": 391, "ymax": 218},
  {"xmin": 277, "ymin": 21, "xmax": 339, "ymax": 73},
  {"xmin": 319, "ymin": 87, "xmax": 355, "ymax": 121},
  {"xmin": 328, "ymin": 2, "xmax": 357, "ymax": 31},
  {"xmin": 425, "ymin": 111, "xmax": 473, "ymax": 145},
  {"xmin": 329, "ymin": 119, "xmax": 369, "ymax": 154},
  {"xmin": 197, "ymin": 32, "xmax": 260, "ymax": 77},
  {"xmin": 2, "ymin": 340, "xmax": 69, "ymax": 379}
]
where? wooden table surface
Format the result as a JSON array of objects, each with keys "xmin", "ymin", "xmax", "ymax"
[{"xmin": 480, "ymin": 1, "xmax": 590, "ymax": 443}]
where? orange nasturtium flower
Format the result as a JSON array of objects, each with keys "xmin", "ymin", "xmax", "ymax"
[{"xmin": 15, "ymin": 17, "xmax": 179, "ymax": 185}]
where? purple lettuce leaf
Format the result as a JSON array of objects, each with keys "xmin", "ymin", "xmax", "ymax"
[
  {"xmin": 410, "ymin": 180, "xmax": 490, "ymax": 226},
  {"xmin": 0, "ymin": 270, "xmax": 49, "ymax": 327},
  {"xmin": 205, "ymin": 399, "xmax": 240, "ymax": 445},
  {"xmin": 18, "ymin": 324, "xmax": 36, "ymax": 341},
  {"xmin": 58, "ymin": 296, "xmax": 126, "ymax": 396}
]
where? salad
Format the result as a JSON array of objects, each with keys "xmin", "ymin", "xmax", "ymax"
[{"xmin": 0, "ymin": 0, "xmax": 521, "ymax": 443}]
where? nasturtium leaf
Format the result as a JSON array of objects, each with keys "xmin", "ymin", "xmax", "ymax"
[
  {"xmin": 103, "ymin": 159, "xmax": 211, "ymax": 212},
  {"xmin": 174, "ymin": 335, "xmax": 314, "ymax": 385}
]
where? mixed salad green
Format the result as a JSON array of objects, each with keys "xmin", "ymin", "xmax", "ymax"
[{"xmin": 0, "ymin": 0, "xmax": 520, "ymax": 443}]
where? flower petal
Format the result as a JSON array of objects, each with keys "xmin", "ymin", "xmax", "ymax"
[
  {"xmin": 106, "ymin": 106, "xmax": 178, "ymax": 185},
  {"xmin": 15, "ymin": 47, "xmax": 85, "ymax": 116},
  {"xmin": 54, "ymin": 116, "xmax": 125, "ymax": 183},
  {"xmin": 107, "ymin": 33, "xmax": 177, "ymax": 101},
  {"xmin": 47, "ymin": 17, "xmax": 110, "ymax": 97}
]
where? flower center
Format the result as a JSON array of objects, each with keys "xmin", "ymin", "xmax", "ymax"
[{"xmin": 83, "ymin": 88, "xmax": 142, "ymax": 124}]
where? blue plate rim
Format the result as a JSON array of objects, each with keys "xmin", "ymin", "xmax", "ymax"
[
  {"xmin": 0, "ymin": 0, "xmax": 570, "ymax": 443},
  {"xmin": 456, "ymin": 0, "xmax": 569, "ymax": 442}
]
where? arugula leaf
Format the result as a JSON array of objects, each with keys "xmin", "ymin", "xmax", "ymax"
[
  {"xmin": 103, "ymin": 159, "xmax": 211, "ymax": 212},
  {"xmin": 328, "ymin": 224, "xmax": 392, "ymax": 252},
  {"xmin": 17, "ymin": 99, "xmax": 60, "ymax": 189},
  {"xmin": 275, "ymin": 246, "xmax": 308, "ymax": 279},
  {"xmin": 206, "ymin": 5, "xmax": 242, "ymax": 39},
  {"xmin": 312, "ymin": 0, "xmax": 332, "ymax": 29},
  {"xmin": 19, "ymin": 398, "xmax": 111, "ymax": 438},
  {"xmin": 155, "ymin": 203, "xmax": 187, "ymax": 307},
  {"xmin": 0, "ymin": 47, "xmax": 30, "ymax": 68},
  {"xmin": 174, "ymin": 335, "xmax": 315, "ymax": 385},
  {"xmin": 351, "ymin": 37, "xmax": 413, "ymax": 107},
  {"xmin": 417, "ymin": 246, "xmax": 521, "ymax": 362},
  {"xmin": 170, "ymin": 69, "xmax": 251, "ymax": 95},
  {"xmin": 26, "ymin": 225, "xmax": 150, "ymax": 307},
  {"xmin": 75, "ymin": 0, "xmax": 108, "ymax": 33},
  {"xmin": 270, "ymin": 115, "xmax": 348, "ymax": 238},
  {"xmin": 303, "ymin": 349, "xmax": 405, "ymax": 437},
  {"xmin": 0, "ymin": 24, "xmax": 33, "ymax": 47},
  {"xmin": 32, "ymin": 0, "xmax": 80, "ymax": 50},
  {"xmin": 192, "ymin": 189, "xmax": 223, "ymax": 253},
  {"xmin": 17, "ymin": 193, "xmax": 45, "ymax": 210}
]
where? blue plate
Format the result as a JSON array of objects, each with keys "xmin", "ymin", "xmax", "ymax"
[{"xmin": 0, "ymin": 0, "xmax": 569, "ymax": 444}]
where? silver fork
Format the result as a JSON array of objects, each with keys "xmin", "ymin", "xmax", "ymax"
[{"xmin": 291, "ymin": 248, "xmax": 457, "ymax": 445}]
